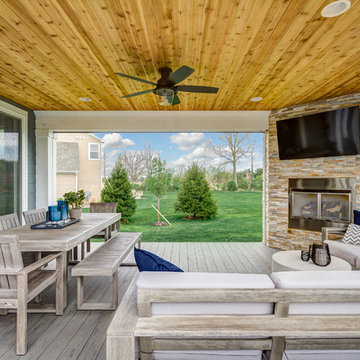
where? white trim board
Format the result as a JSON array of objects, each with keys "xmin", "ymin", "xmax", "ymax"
[
  {"xmin": 34, "ymin": 111, "xmax": 270, "ymax": 132},
  {"xmin": 0, "ymin": 99, "xmax": 28, "ymax": 218}
]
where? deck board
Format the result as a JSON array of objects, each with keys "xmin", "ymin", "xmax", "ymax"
[{"xmin": 0, "ymin": 242, "xmax": 277, "ymax": 359}]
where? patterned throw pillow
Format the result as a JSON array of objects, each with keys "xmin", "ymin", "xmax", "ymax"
[{"xmin": 342, "ymin": 223, "xmax": 360, "ymax": 245}]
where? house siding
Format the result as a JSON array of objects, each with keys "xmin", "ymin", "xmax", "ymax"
[
  {"xmin": 56, "ymin": 133, "xmax": 102, "ymax": 203},
  {"xmin": 0, "ymin": 95, "xmax": 36, "ymax": 210}
]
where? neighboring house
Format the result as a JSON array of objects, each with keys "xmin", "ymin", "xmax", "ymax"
[{"xmin": 56, "ymin": 133, "xmax": 103, "ymax": 203}]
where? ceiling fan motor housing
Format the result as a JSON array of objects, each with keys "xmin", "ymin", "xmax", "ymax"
[{"xmin": 154, "ymin": 67, "xmax": 177, "ymax": 96}]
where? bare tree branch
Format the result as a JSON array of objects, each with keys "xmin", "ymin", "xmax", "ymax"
[
  {"xmin": 115, "ymin": 142, "xmax": 157, "ymax": 183},
  {"xmin": 210, "ymin": 133, "xmax": 255, "ymax": 186},
  {"xmin": 116, "ymin": 151, "xmax": 147, "ymax": 183}
]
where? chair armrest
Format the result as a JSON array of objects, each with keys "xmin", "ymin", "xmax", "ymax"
[
  {"xmin": 21, "ymin": 252, "xmax": 62, "ymax": 274},
  {"xmin": 321, "ymin": 226, "xmax": 347, "ymax": 242}
]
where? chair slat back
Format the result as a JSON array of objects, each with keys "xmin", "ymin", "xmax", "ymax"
[
  {"xmin": 90, "ymin": 202, "xmax": 117, "ymax": 213},
  {"xmin": 0, "ymin": 235, "xmax": 23, "ymax": 289},
  {"xmin": 23, "ymin": 208, "xmax": 46, "ymax": 225},
  {"xmin": 0, "ymin": 214, "xmax": 21, "ymax": 231}
]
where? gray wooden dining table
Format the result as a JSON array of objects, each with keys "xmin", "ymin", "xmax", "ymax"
[{"xmin": 1, "ymin": 212, "xmax": 121, "ymax": 311}]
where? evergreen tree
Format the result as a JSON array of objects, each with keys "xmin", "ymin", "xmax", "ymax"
[
  {"xmin": 145, "ymin": 158, "xmax": 172, "ymax": 223},
  {"xmin": 101, "ymin": 164, "xmax": 136, "ymax": 220},
  {"xmin": 175, "ymin": 163, "xmax": 217, "ymax": 219}
]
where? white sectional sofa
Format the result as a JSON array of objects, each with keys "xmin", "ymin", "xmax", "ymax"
[
  {"xmin": 325, "ymin": 240, "xmax": 360, "ymax": 269},
  {"xmin": 106, "ymin": 271, "xmax": 360, "ymax": 360},
  {"xmin": 322, "ymin": 226, "xmax": 360, "ymax": 269},
  {"xmin": 271, "ymin": 270, "xmax": 360, "ymax": 360},
  {"xmin": 137, "ymin": 272, "xmax": 275, "ymax": 360}
]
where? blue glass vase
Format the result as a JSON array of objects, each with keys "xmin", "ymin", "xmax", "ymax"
[{"xmin": 61, "ymin": 201, "xmax": 69, "ymax": 220}]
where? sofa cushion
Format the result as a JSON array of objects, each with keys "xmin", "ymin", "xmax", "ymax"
[
  {"xmin": 153, "ymin": 350, "xmax": 262, "ymax": 360},
  {"xmin": 134, "ymin": 248, "xmax": 183, "ymax": 272},
  {"xmin": 137, "ymin": 272, "xmax": 274, "ymax": 315},
  {"xmin": 325, "ymin": 240, "xmax": 360, "ymax": 269},
  {"xmin": 284, "ymin": 350, "xmax": 360, "ymax": 360},
  {"xmin": 271, "ymin": 271, "xmax": 360, "ymax": 314},
  {"xmin": 342, "ymin": 223, "xmax": 360, "ymax": 245}
]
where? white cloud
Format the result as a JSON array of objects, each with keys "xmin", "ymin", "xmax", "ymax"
[
  {"xmin": 169, "ymin": 145, "xmax": 221, "ymax": 168},
  {"xmin": 169, "ymin": 146, "xmax": 262, "ymax": 171},
  {"xmin": 169, "ymin": 133, "xmax": 205, "ymax": 151},
  {"xmin": 102, "ymin": 133, "xmax": 135, "ymax": 149}
]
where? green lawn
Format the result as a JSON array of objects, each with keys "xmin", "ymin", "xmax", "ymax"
[{"xmin": 85, "ymin": 191, "xmax": 262, "ymax": 242}]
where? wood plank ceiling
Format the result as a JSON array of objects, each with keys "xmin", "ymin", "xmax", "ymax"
[{"xmin": 0, "ymin": 0, "xmax": 359, "ymax": 111}]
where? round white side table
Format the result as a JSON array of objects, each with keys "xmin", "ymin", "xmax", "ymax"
[{"xmin": 272, "ymin": 250, "xmax": 351, "ymax": 272}]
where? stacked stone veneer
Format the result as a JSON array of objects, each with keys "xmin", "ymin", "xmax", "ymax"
[{"xmin": 265, "ymin": 93, "xmax": 360, "ymax": 250}]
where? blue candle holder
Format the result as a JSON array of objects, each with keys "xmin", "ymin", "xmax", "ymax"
[{"xmin": 48, "ymin": 205, "xmax": 61, "ymax": 221}]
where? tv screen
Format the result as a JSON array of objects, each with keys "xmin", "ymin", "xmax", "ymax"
[{"xmin": 277, "ymin": 106, "xmax": 360, "ymax": 160}]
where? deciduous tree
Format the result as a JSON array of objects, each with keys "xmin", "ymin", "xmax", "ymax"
[
  {"xmin": 145, "ymin": 158, "xmax": 172, "ymax": 224},
  {"xmin": 211, "ymin": 133, "xmax": 255, "ymax": 187}
]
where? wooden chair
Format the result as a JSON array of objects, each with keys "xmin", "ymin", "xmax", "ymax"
[
  {"xmin": 23, "ymin": 208, "xmax": 46, "ymax": 225},
  {"xmin": 86, "ymin": 202, "xmax": 119, "ymax": 253},
  {"xmin": 0, "ymin": 235, "xmax": 64, "ymax": 355},
  {"xmin": 0, "ymin": 213, "xmax": 36, "ymax": 267},
  {"xmin": 0, "ymin": 213, "xmax": 21, "ymax": 231}
]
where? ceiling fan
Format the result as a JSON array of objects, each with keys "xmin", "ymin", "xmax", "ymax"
[{"xmin": 115, "ymin": 65, "xmax": 219, "ymax": 106}]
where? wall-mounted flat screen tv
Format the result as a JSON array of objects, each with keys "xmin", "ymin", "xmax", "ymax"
[{"xmin": 277, "ymin": 106, "xmax": 360, "ymax": 160}]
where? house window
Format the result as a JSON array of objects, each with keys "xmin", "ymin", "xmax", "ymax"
[{"xmin": 89, "ymin": 143, "xmax": 100, "ymax": 160}]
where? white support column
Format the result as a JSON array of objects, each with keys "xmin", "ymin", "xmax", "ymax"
[{"xmin": 36, "ymin": 130, "xmax": 57, "ymax": 208}]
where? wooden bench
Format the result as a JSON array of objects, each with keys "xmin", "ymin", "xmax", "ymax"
[{"xmin": 72, "ymin": 232, "xmax": 141, "ymax": 310}]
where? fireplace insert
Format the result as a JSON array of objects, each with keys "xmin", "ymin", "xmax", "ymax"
[{"xmin": 288, "ymin": 178, "xmax": 355, "ymax": 232}]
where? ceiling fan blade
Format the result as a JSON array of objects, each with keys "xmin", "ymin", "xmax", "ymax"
[
  {"xmin": 177, "ymin": 85, "xmax": 219, "ymax": 94},
  {"xmin": 115, "ymin": 72, "xmax": 157, "ymax": 86},
  {"xmin": 122, "ymin": 89, "xmax": 154, "ymax": 98},
  {"xmin": 169, "ymin": 66, "xmax": 194, "ymax": 84},
  {"xmin": 172, "ymin": 94, "xmax": 180, "ymax": 105}
]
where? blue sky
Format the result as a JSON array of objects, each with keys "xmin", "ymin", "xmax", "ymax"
[{"xmin": 94, "ymin": 132, "xmax": 263, "ymax": 176}]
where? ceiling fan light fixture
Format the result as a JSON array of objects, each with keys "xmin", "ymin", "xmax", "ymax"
[
  {"xmin": 158, "ymin": 94, "xmax": 173, "ymax": 106},
  {"xmin": 321, "ymin": 0, "xmax": 351, "ymax": 18},
  {"xmin": 250, "ymin": 96, "xmax": 263, "ymax": 102},
  {"xmin": 78, "ymin": 97, "xmax": 92, "ymax": 102}
]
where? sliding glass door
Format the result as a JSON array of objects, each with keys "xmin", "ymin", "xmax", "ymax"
[{"xmin": 0, "ymin": 111, "xmax": 21, "ymax": 217}]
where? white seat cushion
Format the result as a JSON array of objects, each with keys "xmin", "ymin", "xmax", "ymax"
[
  {"xmin": 271, "ymin": 271, "xmax": 360, "ymax": 314},
  {"xmin": 325, "ymin": 240, "xmax": 360, "ymax": 269},
  {"xmin": 137, "ymin": 272, "xmax": 274, "ymax": 315},
  {"xmin": 284, "ymin": 350, "xmax": 360, "ymax": 360},
  {"xmin": 153, "ymin": 350, "xmax": 262, "ymax": 360}
]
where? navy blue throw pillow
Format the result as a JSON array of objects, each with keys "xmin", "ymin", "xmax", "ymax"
[
  {"xmin": 354, "ymin": 209, "xmax": 360, "ymax": 226},
  {"xmin": 134, "ymin": 247, "xmax": 183, "ymax": 272}
]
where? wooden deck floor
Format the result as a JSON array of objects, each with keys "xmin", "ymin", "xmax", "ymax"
[{"xmin": 0, "ymin": 242, "xmax": 277, "ymax": 360}]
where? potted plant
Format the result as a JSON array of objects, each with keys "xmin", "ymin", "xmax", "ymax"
[{"xmin": 63, "ymin": 190, "xmax": 86, "ymax": 220}]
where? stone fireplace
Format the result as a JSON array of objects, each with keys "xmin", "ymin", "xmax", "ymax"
[{"xmin": 265, "ymin": 93, "xmax": 360, "ymax": 250}]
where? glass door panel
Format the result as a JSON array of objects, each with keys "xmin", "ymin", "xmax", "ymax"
[
  {"xmin": 0, "ymin": 112, "xmax": 21, "ymax": 217},
  {"xmin": 291, "ymin": 192, "xmax": 318, "ymax": 219},
  {"xmin": 320, "ymin": 193, "xmax": 351, "ymax": 222}
]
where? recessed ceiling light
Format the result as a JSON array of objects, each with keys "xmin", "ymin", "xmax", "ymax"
[
  {"xmin": 250, "ymin": 97, "xmax": 263, "ymax": 102},
  {"xmin": 321, "ymin": 0, "xmax": 351, "ymax": 18},
  {"xmin": 78, "ymin": 97, "xmax": 92, "ymax": 102}
]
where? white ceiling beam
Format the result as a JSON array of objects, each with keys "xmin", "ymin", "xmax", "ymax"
[{"xmin": 34, "ymin": 111, "xmax": 270, "ymax": 132}]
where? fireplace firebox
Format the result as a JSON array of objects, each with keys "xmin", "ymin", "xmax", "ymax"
[{"xmin": 288, "ymin": 178, "xmax": 355, "ymax": 232}]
